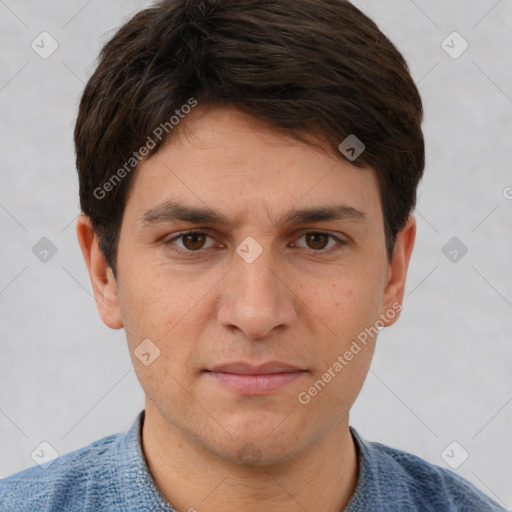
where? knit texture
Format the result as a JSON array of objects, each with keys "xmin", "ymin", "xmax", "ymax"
[{"xmin": 1, "ymin": 411, "xmax": 507, "ymax": 511}]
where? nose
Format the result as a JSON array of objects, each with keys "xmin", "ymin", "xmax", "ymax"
[{"xmin": 216, "ymin": 244, "xmax": 298, "ymax": 340}]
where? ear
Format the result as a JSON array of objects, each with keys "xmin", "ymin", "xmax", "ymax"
[
  {"xmin": 76, "ymin": 214, "xmax": 123, "ymax": 329},
  {"xmin": 380, "ymin": 215, "xmax": 416, "ymax": 327}
]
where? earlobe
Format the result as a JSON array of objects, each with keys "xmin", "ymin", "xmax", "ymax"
[
  {"xmin": 380, "ymin": 215, "xmax": 416, "ymax": 328},
  {"xmin": 76, "ymin": 215, "xmax": 124, "ymax": 330}
]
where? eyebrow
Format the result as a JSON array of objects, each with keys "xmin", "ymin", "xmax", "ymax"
[{"xmin": 137, "ymin": 199, "xmax": 367, "ymax": 230}]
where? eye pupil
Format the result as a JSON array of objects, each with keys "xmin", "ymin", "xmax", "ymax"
[
  {"xmin": 306, "ymin": 232, "xmax": 328, "ymax": 250},
  {"xmin": 183, "ymin": 233, "xmax": 206, "ymax": 250}
]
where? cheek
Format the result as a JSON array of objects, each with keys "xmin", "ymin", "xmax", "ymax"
[
  {"xmin": 296, "ymin": 280, "xmax": 380, "ymax": 418},
  {"xmin": 118, "ymin": 262, "xmax": 194, "ymax": 333},
  {"xmin": 300, "ymin": 276, "xmax": 383, "ymax": 339},
  {"xmin": 117, "ymin": 271, "xmax": 165, "ymax": 342},
  {"xmin": 117, "ymin": 263, "xmax": 220, "ymax": 378},
  {"xmin": 118, "ymin": 268, "xmax": 208, "ymax": 403}
]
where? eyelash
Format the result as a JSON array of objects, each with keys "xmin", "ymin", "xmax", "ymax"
[{"xmin": 162, "ymin": 230, "xmax": 347, "ymax": 257}]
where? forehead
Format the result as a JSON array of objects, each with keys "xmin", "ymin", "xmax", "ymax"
[{"xmin": 123, "ymin": 105, "xmax": 382, "ymax": 225}]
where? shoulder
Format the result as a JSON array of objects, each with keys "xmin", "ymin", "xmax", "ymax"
[
  {"xmin": 347, "ymin": 428, "xmax": 508, "ymax": 512},
  {"xmin": 0, "ymin": 432, "xmax": 125, "ymax": 512}
]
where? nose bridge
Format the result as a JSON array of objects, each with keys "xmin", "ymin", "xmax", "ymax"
[
  {"xmin": 217, "ymin": 239, "xmax": 297, "ymax": 339},
  {"xmin": 239, "ymin": 250, "xmax": 278, "ymax": 303}
]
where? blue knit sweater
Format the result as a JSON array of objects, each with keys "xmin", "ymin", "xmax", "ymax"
[{"xmin": 0, "ymin": 411, "xmax": 507, "ymax": 511}]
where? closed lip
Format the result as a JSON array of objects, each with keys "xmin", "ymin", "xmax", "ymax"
[{"xmin": 205, "ymin": 361, "xmax": 306, "ymax": 375}]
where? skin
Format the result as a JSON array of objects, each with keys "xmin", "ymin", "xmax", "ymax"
[{"xmin": 77, "ymin": 105, "xmax": 415, "ymax": 512}]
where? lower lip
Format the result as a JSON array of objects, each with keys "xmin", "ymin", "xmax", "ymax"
[{"xmin": 204, "ymin": 371, "xmax": 305, "ymax": 395}]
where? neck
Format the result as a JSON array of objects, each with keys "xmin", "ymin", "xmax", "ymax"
[{"xmin": 141, "ymin": 403, "xmax": 359, "ymax": 512}]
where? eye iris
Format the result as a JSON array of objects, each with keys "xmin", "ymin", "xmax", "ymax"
[
  {"xmin": 183, "ymin": 233, "xmax": 206, "ymax": 250},
  {"xmin": 306, "ymin": 233, "xmax": 329, "ymax": 250}
]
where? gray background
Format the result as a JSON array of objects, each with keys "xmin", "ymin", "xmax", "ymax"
[{"xmin": 1, "ymin": 0, "xmax": 511, "ymax": 508}]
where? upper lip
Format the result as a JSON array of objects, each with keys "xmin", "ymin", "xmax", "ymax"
[{"xmin": 206, "ymin": 361, "xmax": 304, "ymax": 375}]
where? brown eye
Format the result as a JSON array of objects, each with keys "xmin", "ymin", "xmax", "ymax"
[
  {"xmin": 305, "ymin": 232, "xmax": 330, "ymax": 250},
  {"xmin": 181, "ymin": 232, "xmax": 207, "ymax": 250},
  {"xmin": 292, "ymin": 231, "xmax": 344, "ymax": 253}
]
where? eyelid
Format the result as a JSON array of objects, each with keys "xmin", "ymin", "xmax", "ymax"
[
  {"xmin": 164, "ymin": 229, "xmax": 218, "ymax": 252},
  {"xmin": 291, "ymin": 230, "xmax": 347, "ymax": 253}
]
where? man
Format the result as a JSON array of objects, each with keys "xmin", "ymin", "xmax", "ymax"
[{"xmin": 0, "ymin": 0, "xmax": 507, "ymax": 510}]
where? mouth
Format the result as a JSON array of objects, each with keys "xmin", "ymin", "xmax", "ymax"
[{"xmin": 203, "ymin": 361, "xmax": 307, "ymax": 395}]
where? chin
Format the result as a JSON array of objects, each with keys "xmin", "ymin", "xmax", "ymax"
[
  {"xmin": 203, "ymin": 412, "xmax": 314, "ymax": 467},
  {"xmin": 218, "ymin": 437, "xmax": 306, "ymax": 468}
]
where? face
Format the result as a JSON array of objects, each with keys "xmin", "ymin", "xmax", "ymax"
[{"xmin": 83, "ymin": 105, "xmax": 414, "ymax": 465}]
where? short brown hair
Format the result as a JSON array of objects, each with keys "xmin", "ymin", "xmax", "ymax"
[{"xmin": 75, "ymin": 0, "xmax": 424, "ymax": 274}]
